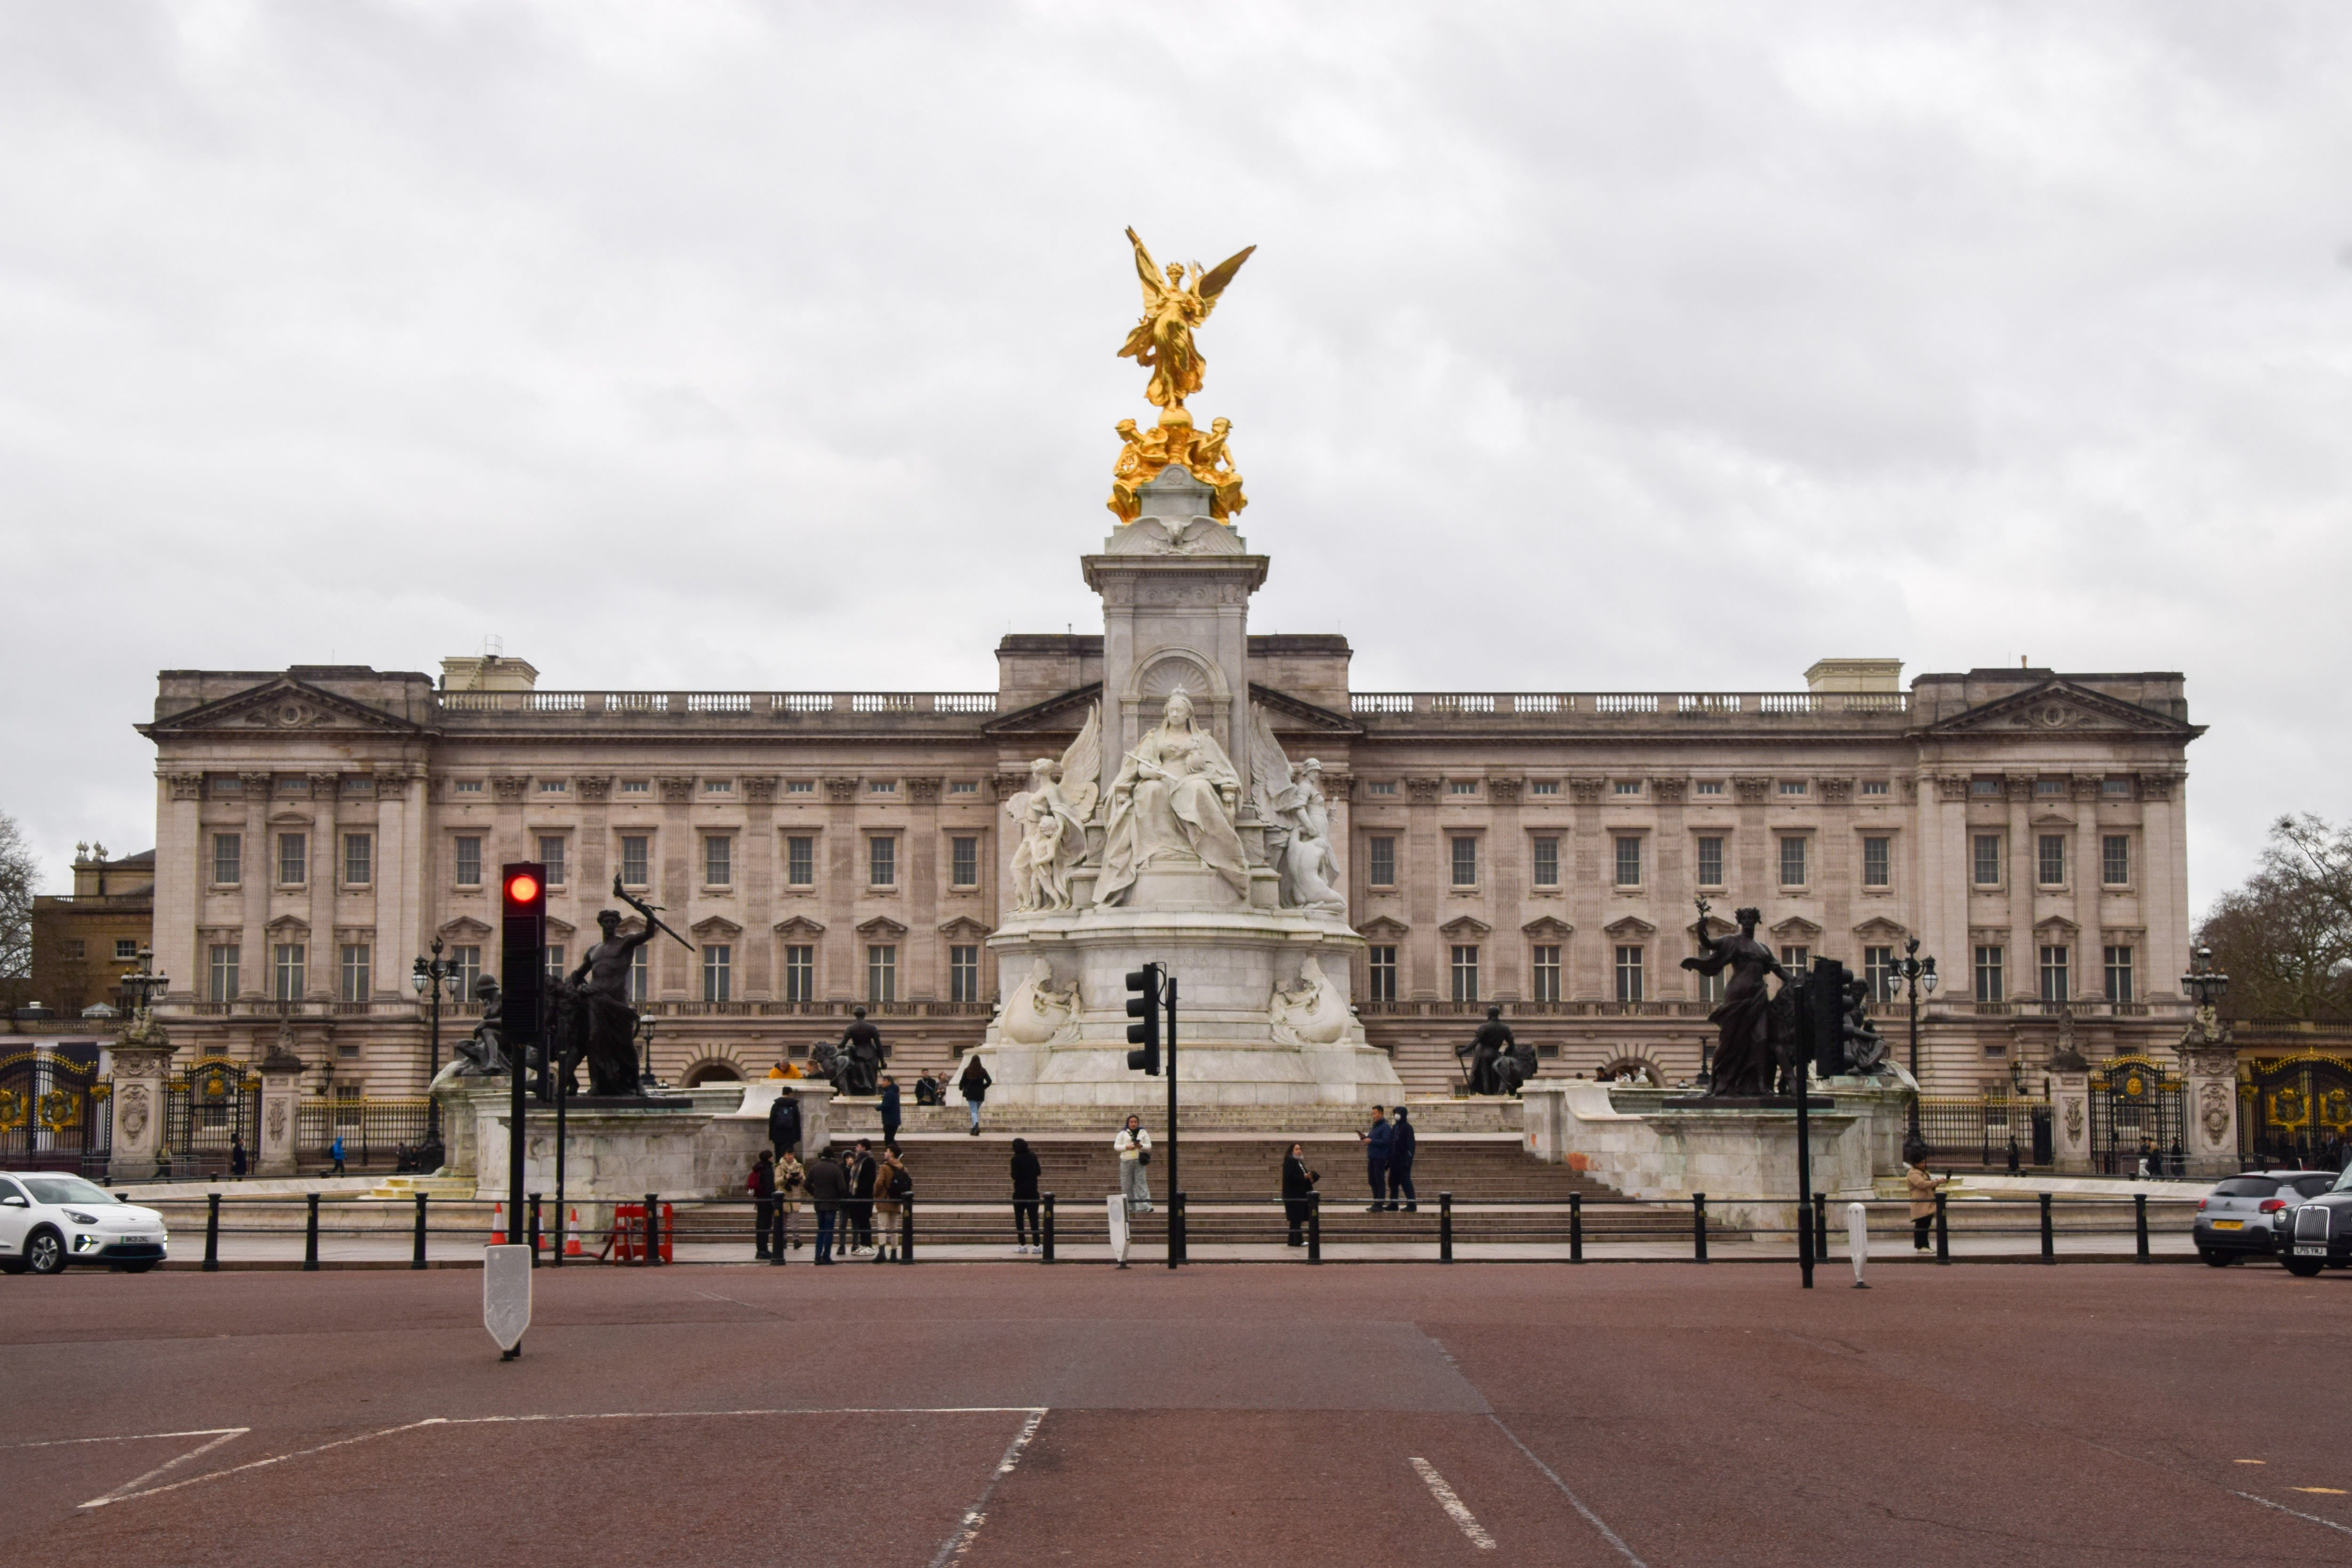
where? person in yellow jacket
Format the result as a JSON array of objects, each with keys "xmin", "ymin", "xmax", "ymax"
[{"xmin": 1906, "ymin": 1160, "xmax": 1946, "ymax": 1252}]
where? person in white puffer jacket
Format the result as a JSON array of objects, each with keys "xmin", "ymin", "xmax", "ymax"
[{"xmin": 1114, "ymin": 1114, "xmax": 1153, "ymax": 1214}]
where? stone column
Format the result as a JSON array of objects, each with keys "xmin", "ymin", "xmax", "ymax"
[
  {"xmin": 309, "ymin": 773, "xmax": 341, "ymax": 1004},
  {"xmin": 2180, "ymin": 1020, "xmax": 2239, "ymax": 1178},
  {"xmin": 658, "ymin": 777, "xmax": 695, "ymax": 997},
  {"xmin": 1405, "ymin": 777, "xmax": 1443, "ymax": 999},
  {"xmin": 1487, "ymin": 777, "xmax": 1524, "ymax": 998},
  {"xmin": 2005, "ymin": 775, "xmax": 2034, "ymax": 1004},
  {"xmin": 742, "ymin": 777, "xmax": 779, "ymax": 997},
  {"xmin": 906, "ymin": 778, "xmax": 943, "ymax": 999},
  {"xmin": 825, "ymin": 776, "xmax": 861, "ymax": 999},
  {"xmin": 2050, "ymin": 1052, "xmax": 2092, "ymax": 1174},
  {"xmin": 257, "ymin": 1039, "xmax": 307, "ymax": 1178},
  {"xmin": 1569, "ymin": 777, "xmax": 1607, "ymax": 998},
  {"xmin": 239, "ymin": 772, "xmax": 272, "ymax": 1001},
  {"xmin": 1649, "ymin": 778, "xmax": 1689, "ymax": 993},
  {"xmin": 108, "ymin": 1034, "xmax": 176, "ymax": 1185},
  {"xmin": 155, "ymin": 773, "xmax": 205, "ymax": 1005}
]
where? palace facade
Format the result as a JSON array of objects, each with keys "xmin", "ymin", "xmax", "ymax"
[{"xmin": 138, "ymin": 641, "xmax": 2203, "ymax": 1104}]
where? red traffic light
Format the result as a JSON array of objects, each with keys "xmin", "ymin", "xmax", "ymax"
[{"xmin": 504, "ymin": 872, "xmax": 540, "ymax": 905}]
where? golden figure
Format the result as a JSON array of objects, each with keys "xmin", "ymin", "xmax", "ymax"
[
  {"xmin": 1117, "ymin": 227, "xmax": 1254, "ymax": 425},
  {"xmin": 1106, "ymin": 414, "xmax": 1248, "ymax": 523}
]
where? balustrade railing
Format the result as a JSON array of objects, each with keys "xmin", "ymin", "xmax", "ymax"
[
  {"xmin": 1348, "ymin": 691, "xmax": 1911, "ymax": 718},
  {"xmin": 433, "ymin": 690, "xmax": 999, "ymax": 717}
]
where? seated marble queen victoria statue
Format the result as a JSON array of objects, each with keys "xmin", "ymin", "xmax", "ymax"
[{"xmin": 1097, "ymin": 689, "xmax": 1250, "ymax": 905}]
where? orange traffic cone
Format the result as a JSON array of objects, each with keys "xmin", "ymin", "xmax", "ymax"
[
  {"xmin": 489, "ymin": 1201, "xmax": 506, "ymax": 1246},
  {"xmin": 564, "ymin": 1207, "xmax": 583, "ymax": 1258}
]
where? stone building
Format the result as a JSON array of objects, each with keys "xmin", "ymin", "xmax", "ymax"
[
  {"xmin": 24, "ymin": 847, "xmax": 155, "ymax": 1020},
  {"xmin": 137, "ymin": 627, "xmax": 2202, "ymax": 1102}
]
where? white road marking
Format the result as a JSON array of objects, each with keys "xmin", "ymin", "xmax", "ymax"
[
  {"xmin": 1488, "ymin": 1412, "xmax": 1650, "ymax": 1567},
  {"xmin": 62, "ymin": 1407, "xmax": 1047, "ymax": 1510},
  {"xmin": 2235, "ymin": 1490, "xmax": 2352, "ymax": 1539},
  {"xmin": 930, "ymin": 1408, "xmax": 1048, "ymax": 1567},
  {"xmin": 1411, "ymin": 1457, "xmax": 1497, "ymax": 1550}
]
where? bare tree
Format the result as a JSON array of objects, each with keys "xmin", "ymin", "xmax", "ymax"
[
  {"xmin": 2196, "ymin": 813, "xmax": 2352, "ymax": 1021},
  {"xmin": 0, "ymin": 811, "xmax": 35, "ymax": 984}
]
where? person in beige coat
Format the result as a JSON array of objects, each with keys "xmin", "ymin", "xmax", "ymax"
[
  {"xmin": 1906, "ymin": 1160, "xmax": 1946, "ymax": 1252},
  {"xmin": 775, "ymin": 1151, "xmax": 806, "ymax": 1251}
]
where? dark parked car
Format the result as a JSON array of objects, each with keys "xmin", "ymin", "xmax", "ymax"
[
  {"xmin": 2280, "ymin": 1165, "xmax": 2352, "ymax": 1277},
  {"xmin": 2193, "ymin": 1170, "xmax": 2337, "ymax": 1266}
]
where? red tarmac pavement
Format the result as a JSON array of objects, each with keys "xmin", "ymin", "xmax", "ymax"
[{"xmin": 7, "ymin": 1261, "xmax": 2351, "ymax": 1566}]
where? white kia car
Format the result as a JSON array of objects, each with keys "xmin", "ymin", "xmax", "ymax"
[{"xmin": 0, "ymin": 1171, "xmax": 170, "ymax": 1274}]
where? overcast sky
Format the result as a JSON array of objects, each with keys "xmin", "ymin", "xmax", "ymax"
[{"xmin": 3, "ymin": 1, "xmax": 2346, "ymax": 912}]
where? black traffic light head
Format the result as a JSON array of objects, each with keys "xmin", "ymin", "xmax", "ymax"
[
  {"xmin": 1125, "ymin": 963, "xmax": 1161, "ymax": 1075},
  {"xmin": 500, "ymin": 862, "xmax": 548, "ymax": 1058}
]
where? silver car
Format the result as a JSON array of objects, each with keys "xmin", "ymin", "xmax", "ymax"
[
  {"xmin": 2194, "ymin": 1170, "xmax": 2337, "ymax": 1266},
  {"xmin": 0, "ymin": 1171, "xmax": 171, "ymax": 1275}
]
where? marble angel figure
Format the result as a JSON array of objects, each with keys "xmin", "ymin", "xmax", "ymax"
[
  {"xmin": 1248, "ymin": 704, "xmax": 1347, "ymax": 915},
  {"xmin": 1269, "ymin": 957, "xmax": 1351, "ymax": 1046},
  {"xmin": 1006, "ymin": 704, "xmax": 1101, "ymax": 912},
  {"xmin": 1097, "ymin": 689, "xmax": 1249, "ymax": 904}
]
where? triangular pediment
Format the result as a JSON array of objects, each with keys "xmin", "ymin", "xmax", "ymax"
[
  {"xmin": 1248, "ymin": 683, "xmax": 1363, "ymax": 736},
  {"xmin": 1520, "ymin": 915, "xmax": 1574, "ymax": 939},
  {"xmin": 1604, "ymin": 915, "xmax": 1657, "ymax": 938},
  {"xmin": 1923, "ymin": 679, "xmax": 2201, "ymax": 739},
  {"xmin": 772, "ymin": 916, "xmax": 827, "ymax": 937},
  {"xmin": 141, "ymin": 677, "xmax": 425, "ymax": 738},
  {"xmin": 982, "ymin": 683, "xmax": 1104, "ymax": 736},
  {"xmin": 1851, "ymin": 916, "xmax": 1909, "ymax": 942},
  {"xmin": 1688, "ymin": 916, "xmax": 1737, "ymax": 940},
  {"xmin": 691, "ymin": 915, "xmax": 744, "ymax": 939},
  {"xmin": 2034, "ymin": 915, "xmax": 2081, "ymax": 936},
  {"xmin": 437, "ymin": 916, "xmax": 493, "ymax": 940},
  {"xmin": 1356, "ymin": 916, "xmax": 1410, "ymax": 939},
  {"xmin": 855, "ymin": 915, "xmax": 909, "ymax": 937},
  {"xmin": 264, "ymin": 913, "xmax": 309, "ymax": 934},
  {"xmin": 937, "ymin": 915, "xmax": 994, "ymax": 938},
  {"xmin": 1438, "ymin": 915, "xmax": 1492, "ymax": 938},
  {"xmin": 544, "ymin": 916, "xmax": 576, "ymax": 938},
  {"xmin": 1770, "ymin": 916, "xmax": 1824, "ymax": 940},
  {"xmin": 2030, "ymin": 810, "xmax": 2075, "ymax": 828}
]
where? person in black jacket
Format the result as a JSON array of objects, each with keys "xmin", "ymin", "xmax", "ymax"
[
  {"xmin": 959, "ymin": 1055, "xmax": 993, "ymax": 1135},
  {"xmin": 803, "ymin": 1146, "xmax": 850, "ymax": 1264},
  {"xmin": 1386, "ymin": 1105, "xmax": 1417, "ymax": 1212},
  {"xmin": 1281, "ymin": 1143, "xmax": 1318, "ymax": 1247},
  {"xmin": 1010, "ymin": 1137, "xmax": 1043, "ymax": 1254},
  {"xmin": 847, "ymin": 1138, "xmax": 878, "ymax": 1255},
  {"xmin": 880, "ymin": 1076, "xmax": 902, "ymax": 1152},
  {"xmin": 747, "ymin": 1151, "xmax": 778, "ymax": 1259},
  {"xmin": 767, "ymin": 1089, "xmax": 802, "ymax": 1159}
]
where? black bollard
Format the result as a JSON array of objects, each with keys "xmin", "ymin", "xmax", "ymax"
[
  {"xmin": 1693, "ymin": 1193, "xmax": 1708, "ymax": 1263},
  {"xmin": 901, "ymin": 1197, "xmax": 914, "ymax": 1264},
  {"xmin": 412, "ymin": 1192, "xmax": 429, "ymax": 1271},
  {"xmin": 2040, "ymin": 1192, "xmax": 2054, "ymax": 1263},
  {"xmin": 2134, "ymin": 1193, "xmax": 2149, "ymax": 1263},
  {"xmin": 1439, "ymin": 1191, "xmax": 1454, "ymax": 1263},
  {"xmin": 1933, "ymin": 1189, "xmax": 1949, "ymax": 1264},
  {"xmin": 1307, "ymin": 1192, "xmax": 1321, "ymax": 1263},
  {"xmin": 1569, "ymin": 1191, "xmax": 1583, "ymax": 1264},
  {"xmin": 302, "ymin": 1192, "xmax": 320, "ymax": 1272},
  {"xmin": 645, "ymin": 1193, "xmax": 661, "ymax": 1266},
  {"xmin": 203, "ymin": 1193, "xmax": 221, "ymax": 1273},
  {"xmin": 1041, "ymin": 1193, "xmax": 1055, "ymax": 1263}
]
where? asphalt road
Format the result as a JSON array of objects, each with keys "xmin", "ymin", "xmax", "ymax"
[{"xmin": 8, "ymin": 1261, "xmax": 2350, "ymax": 1566}]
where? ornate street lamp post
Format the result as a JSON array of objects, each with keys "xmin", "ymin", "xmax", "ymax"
[
  {"xmin": 1890, "ymin": 936, "xmax": 1939, "ymax": 1165},
  {"xmin": 411, "ymin": 936, "xmax": 466, "ymax": 1142},
  {"xmin": 635, "ymin": 1015, "xmax": 658, "ymax": 1094},
  {"xmin": 2181, "ymin": 946, "xmax": 2230, "ymax": 1015}
]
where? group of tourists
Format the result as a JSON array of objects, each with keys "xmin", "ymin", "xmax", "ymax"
[
  {"xmin": 1357, "ymin": 1104, "xmax": 1417, "ymax": 1211},
  {"xmin": 748, "ymin": 1136, "xmax": 910, "ymax": 1264}
]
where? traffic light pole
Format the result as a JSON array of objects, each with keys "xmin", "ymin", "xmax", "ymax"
[{"xmin": 1166, "ymin": 973, "xmax": 1180, "ymax": 1269}]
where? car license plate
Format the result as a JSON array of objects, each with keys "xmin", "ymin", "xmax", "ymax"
[
  {"xmin": 2296, "ymin": 1245, "xmax": 2327, "ymax": 1257},
  {"xmin": 2212, "ymin": 1220, "xmax": 2242, "ymax": 1230}
]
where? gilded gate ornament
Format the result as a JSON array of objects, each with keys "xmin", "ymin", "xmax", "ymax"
[{"xmin": 1108, "ymin": 229, "xmax": 1255, "ymax": 522}]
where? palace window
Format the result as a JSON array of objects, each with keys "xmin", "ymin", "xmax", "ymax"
[
  {"xmin": 705, "ymin": 779, "xmax": 733, "ymax": 795},
  {"xmin": 1779, "ymin": 780, "xmax": 1807, "ymax": 796},
  {"xmin": 868, "ymin": 944, "xmax": 898, "ymax": 1003},
  {"xmin": 2037, "ymin": 835, "xmax": 2067, "ymax": 887},
  {"xmin": 2102, "ymin": 777, "xmax": 2133, "ymax": 797},
  {"xmin": 1974, "ymin": 945, "xmax": 2004, "ymax": 1003},
  {"xmin": 950, "ymin": 945, "xmax": 981, "ymax": 1003},
  {"xmin": 703, "ymin": 944, "xmax": 732, "ymax": 1003},
  {"xmin": 1368, "ymin": 836, "xmax": 1397, "ymax": 888},
  {"xmin": 869, "ymin": 780, "xmax": 896, "ymax": 795},
  {"xmin": 621, "ymin": 780, "xmax": 651, "ymax": 795},
  {"xmin": 342, "ymin": 833, "xmax": 372, "ymax": 886},
  {"xmin": 278, "ymin": 832, "xmax": 307, "ymax": 887},
  {"xmin": 1449, "ymin": 781, "xmax": 1477, "ymax": 796},
  {"xmin": 212, "ymin": 832, "xmax": 242, "ymax": 886},
  {"xmin": 537, "ymin": 836, "xmax": 566, "ymax": 886},
  {"xmin": 2102, "ymin": 835, "xmax": 2131, "ymax": 886},
  {"xmin": 1780, "ymin": 946, "xmax": 1810, "ymax": 974},
  {"xmin": 1861, "ymin": 836, "xmax": 1890, "ymax": 888},
  {"xmin": 1972, "ymin": 835, "xmax": 2002, "ymax": 887},
  {"xmin": 784, "ymin": 946, "xmax": 815, "ymax": 1003},
  {"xmin": 208, "ymin": 944, "xmax": 240, "ymax": 1002},
  {"xmin": 949, "ymin": 780, "xmax": 978, "ymax": 795},
  {"xmin": 1529, "ymin": 780, "xmax": 1559, "ymax": 796},
  {"xmin": 951, "ymin": 836, "xmax": 980, "ymax": 888},
  {"xmin": 620, "ymin": 835, "xmax": 649, "ymax": 888},
  {"xmin": 2104, "ymin": 945, "xmax": 2135, "ymax": 1003},
  {"xmin": 272, "ymin": 942, "xmax": 306, "ymax": 1001},
  {"xmin": 1864, "ymin": 945, "xmax": 1894, "ymax": 1003},
  {"xmin": 1613, "ymin": 780, "xmax": 1641, "ymax": 796},
  {"xmin": 868, "ymin": 836, "xmax": 897, "ymax": 888},
  {"xmin": 1860, "ymin": 780, "xmax": 1890, "ymax": 797},
  {"xmin": 1367, "ymin": 945, "xmax": 1398, "ymax": 1001},
  {"xmin": 786, "ymin": 780, "xmax": 815, "ymax": 795},
  {"xmin": 1532, "ymin": 945, "xmax": 1562, "ymax": 1003},
  {"xmin": 453, "ymin": 836, "xmax": 482, "ymax": 887},
  {"xmin": 787, "ymin": 836, "xmax": 815, "ymax": 887},
  {"xmin": 1694, "ymin": 781, "xmax": 1725, "ymax": 796},
  {"xmin": 1695, "ymin": 836, "xmax": 1724, "ymax": 888},
  {"xmin": 545, "ymin": 946, "xmax": 565, "ymax": 983},
  {"xmin": 1778, "ymin": 836, "xmax": 1808, "ymax": 888},
  {"xmin": 2036, "ymin": 778, "xmax": 2066, "ymax": 797},
  {"xmin": 1450, "ymin": 945, "xmax": 1480, "ymax": 1003},
  {"xmin": 629, "ymin": 947, "xmax": 647, "ymax": 1003},
  {"xmin": 1694, "ymin": 964, "xmax": 1723, "ymax": 1004},
  {"xmin": 1451, "ymin": 836, "xmax": 1478, "ymax": 888},
  {"xmin": 1367, "ymin": 781, "xmax": 1396, "ymax": 796},
  {"xmin": 2040, "ymin": 945, "xmax": 2070, "ymax": 1002},
  {"xmin": 1532, "ymin": 836, "xmax": 1559, "ymax": 888},
  {"xmin": 1971, "ymin": 778, "xmax": 2002, "ymax": 797},
  {"xmin": 452, "ymin": 945, "xmax": 482, "ymax": 1002},
  {"xmin": 340, "ymin": 943, "xmax": 371, "ymax": 1003},
  {"xmin": 539, "ymin": 779, "xmax": 565, "ymax": 793},
  {"xmin": 1614, "ymin": 945, "xmax": 1644, "ymax": 1003},
  {"xmin": 115, "ymin": 938, "xmax": 136, "ymax": 960},
  {"xmin": 1613, "ymin": 836, "xmax": 1642, "ymax": 888},
  {"xmin": 453, "ymin": 780, "xmax": 483, "ymax": 796},
  {"xmin": 704, "ymin": 835, "xmax": 733, "ymax": 887}
]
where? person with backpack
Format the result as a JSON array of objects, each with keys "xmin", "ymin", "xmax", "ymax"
[
  {"xmin": 767, "ymin": 1088, "xmax": 803, "ymax": 1159},
  {"xmin": 880, "ymin": 1075, "xmax": 902, "ymax": 1152},
  {"xmin": 803, "ymin": 1146, "xmax": 850, "ymax": 1265},
  {"xmin": 1114, "ymin": 1114, "xmax": 1152, "ymax": 1214},
  {"xmin": 1010, "ymin": 1137, "xmax": 1042, "ymax": 1254},
  {"xmin": 959, "ymin": 1055, "xmax": 993, "ymax": 1135},
  {"xmin": 846, "ymin": 1138, "xmax": 879, "ymax": 1255},
  {"xmin": 1385, "ymin": 1104, "xmax": 1417, "ymax": 1212},
  {"xmin": 873, "ymin": 1147, "xmax": 911, "ymax": 1261},
  {"xmin": 747, "ymin": 1151, "xmax": 779, "ymax": 1260}
]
